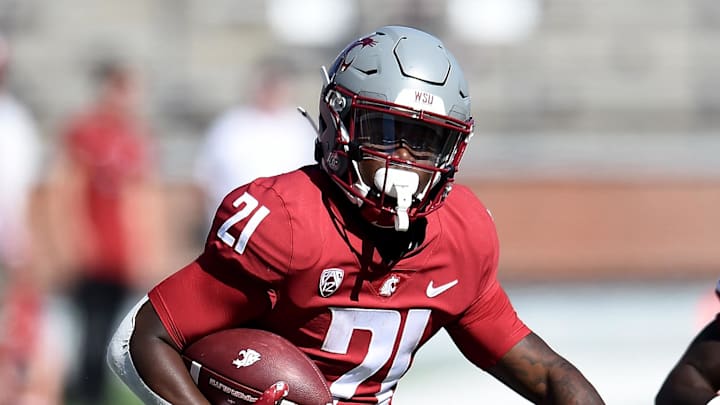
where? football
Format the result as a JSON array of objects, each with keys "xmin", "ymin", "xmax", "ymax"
[{"xmin": 182, "ymin": 328, "xmax": 333, "ymax": 405}]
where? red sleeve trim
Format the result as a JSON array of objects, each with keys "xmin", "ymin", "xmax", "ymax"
[
  {"xmin": 148, "ymin": 288, "xmax": 186, "ymax": 349},
  {"xmin": 483, "ymin": 325, "xmax": 532, "ymax": 369}
]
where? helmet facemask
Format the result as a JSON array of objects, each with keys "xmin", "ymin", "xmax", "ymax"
[{"xmin": 321, "ymin": 85, "xmax": 473, "ymax": 231}]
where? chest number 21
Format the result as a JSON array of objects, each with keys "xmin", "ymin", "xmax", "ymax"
[
  {"xmin": 323, "ymin": 308, "xmax": 431, "ymax": 401},
  {"xmin": 217, "ymin": 191, "xmax": 270, "ymax": 254}
]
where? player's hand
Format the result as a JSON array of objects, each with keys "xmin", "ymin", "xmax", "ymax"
[{"xmin": 256, "ymin": 381, "xmax": 289, "ymax": 405}]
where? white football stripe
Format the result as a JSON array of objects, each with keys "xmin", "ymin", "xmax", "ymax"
[{"xmin": 189, "ymin": 361, "xmax": 202, "ymax": 384}]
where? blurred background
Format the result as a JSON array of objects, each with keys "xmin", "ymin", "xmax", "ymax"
[{"xmin": 0, "ymin": 0, "xmax": 717, "ymax": 404}]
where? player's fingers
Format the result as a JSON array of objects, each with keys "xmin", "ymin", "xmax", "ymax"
[{"xmin": 257, "ymin": 380, "xmax": 289, "ymax": 405}]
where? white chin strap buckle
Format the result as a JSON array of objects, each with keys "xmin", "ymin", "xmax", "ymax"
[{"xmin": 374, "ymin": 168, "xmax": 419, "ymax": 232}]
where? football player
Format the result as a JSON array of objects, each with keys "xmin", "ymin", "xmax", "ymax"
[
  {"xmin": 107, "ymin": 26, "xmax": 605, "ymax": 404},
  {"xmin": 656, "ymin": 280, "xmax": 720, "ymax": 405}
]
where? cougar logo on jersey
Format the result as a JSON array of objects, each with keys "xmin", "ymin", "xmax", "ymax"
[
  {"xmin": 319, "ymin": 268, "xmax": 345, "ymax": 297},
  {"xmin": 232, "ymin": 348, "xmax": 261, "ymax": 368},
  {"xmin": 379, "ymin": 275, "xmax": 400, "ymax": 297}
]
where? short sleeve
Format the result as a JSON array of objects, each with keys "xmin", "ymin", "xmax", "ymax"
[
  {"xmin": 149, "ymin": 178, "xmax": 298, "ymax": 347},
  {"xmin": 445, "ymin": 281, "xmax": 530, "ymax": 369},
  {"xmin": 203, "ymin": 179, "xmax": 296, "ymax": 285},
  {"xmin": 443, "ymin": 196, "xmax": 530, "ymax": 368},
  {"xmin": 149, "ymin": 257, "xmax": 273, "ymax": 348}
]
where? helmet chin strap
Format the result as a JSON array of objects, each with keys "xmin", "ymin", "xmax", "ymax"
[{"xmin": 374, "ymin": 168, "xmax": 419, "ymax": 231}]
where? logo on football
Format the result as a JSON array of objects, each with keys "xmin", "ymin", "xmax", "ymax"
[
  {"xmin": 232, "ymin": 348, "xmax": 261, "ymax": 368},
  {"xmin": 182, "ymin": 328, "xmax": 333, "ymax": 405}
]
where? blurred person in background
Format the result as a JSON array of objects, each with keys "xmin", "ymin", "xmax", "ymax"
[
  {"xmin": 656, "ymin": 280, "xmax": 720, "ymax": 405},
  {"xmin": 0, "ymin": 33, "xmax": 65, "ymax": 405},
  {"xmin": 47, "ymin": 56, "xmax": 167, "ymax": 405},
  {"xmin": 193, "ymin": 55, "xmax": 316, "ymax": 220}
]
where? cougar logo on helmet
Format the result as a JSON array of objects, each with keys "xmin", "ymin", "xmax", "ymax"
[
  {"xmin": 326, "ymin": 152, "xmax": 342, "ymax": 171},
  {"xmin": 336, "ymin": 35, "xmax": 379, "ymax": 73}
]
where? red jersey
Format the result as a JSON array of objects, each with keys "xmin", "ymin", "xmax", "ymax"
[
  {"xmin": 64, "ymin": 108, "xmax": 151, "ymax": 278},
  {"xmin": 149, "ymin": 166, "xmax": 529, "ymax": 404}
]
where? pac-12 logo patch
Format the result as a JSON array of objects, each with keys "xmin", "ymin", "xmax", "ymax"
[{"xmin": 319, "ymin": 268, "xmax": 345, "ymax": 297}]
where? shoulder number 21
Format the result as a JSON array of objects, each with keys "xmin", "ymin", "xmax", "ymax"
[{"xmin": 217, "ymin": 191, "xmax": 270, "ymax": 254}]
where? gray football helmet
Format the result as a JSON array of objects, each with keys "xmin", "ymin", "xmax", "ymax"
[{"xmin": 314, "ymin": 25, "xmax": 474, "ymax": 231}]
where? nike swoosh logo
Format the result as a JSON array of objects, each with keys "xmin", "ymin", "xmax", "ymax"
[{"xmin": 426, "ymin": 279, "xmax": 458, "ymax": 298}]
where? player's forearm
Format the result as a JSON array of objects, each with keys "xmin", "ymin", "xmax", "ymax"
[
  {"xmin": 490, "ymin": 333, "xmax": 605, "ymax": 405},
  {"xmin": 128, "ymin": 301, "xmax": 211, "ymax": 405},
  {"xmin": 542, "ymin": 361, "xmax": 605, "ymax": 405},
  {"xmin": 655, "ymin": 365, "xmax": 718, "ymax": 405},
  {"xmin": 656, "ymin": 388, "xmax": 717, "ymax": 405},
  {"xmin": 130, "ymin": 335, "xmax": 210, "ymax": 405}
]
